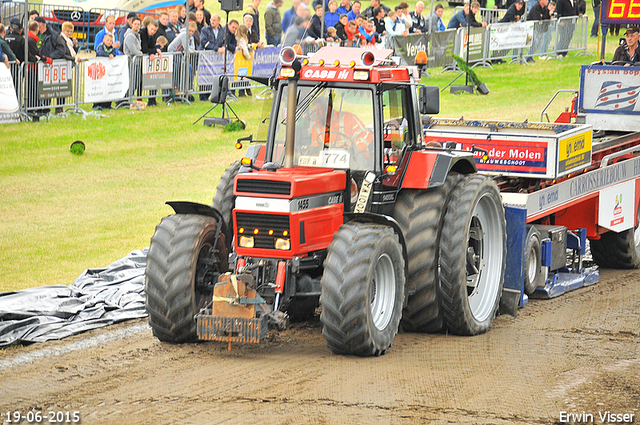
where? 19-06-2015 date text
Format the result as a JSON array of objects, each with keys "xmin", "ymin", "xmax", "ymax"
[{"xmin": 3, "ymin": 411, "xmax": 80, "ymax": 423}]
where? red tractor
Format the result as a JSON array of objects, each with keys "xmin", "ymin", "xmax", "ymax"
[{"xmin": 145, "ymin": 46, "xmax": 507, "ymax": 356}]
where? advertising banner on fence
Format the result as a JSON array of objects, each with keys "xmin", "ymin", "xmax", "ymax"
[
  {"xmin": 459, "ymin": 27, "xmax": 485, "ymax": 62},
  {"xmin": 38, "ymin": 60, "xmax": 73, "ymax": 100},
  {"xmin": 251, "ymin": 47, "xmax": 280, "ymax": 77},
  {"xmin": 83, "ymin": 56, "xmax": 130, "ymax": 103},
  {"xmin": 234, "ymin": 51, "xmax": 253, "ymax": 81},
  {"xmin": 489, "ymin": 21, "xmax": 534, "ymax": 50},
  {"xmin": 198, "ymin": 48, "xmax": 280, "ymax": 85},
  {"xmin": 391, "ymin": 31, "xmax": 456, "ymax": 67},
  {"xmin": 142, "ymin": 55, "xmax": 173, "ymax": 90},
  {"xmin": 0, "ymin": 65, "xmax": 20, "ymax": 124},
  {"xmin": 197, "ymin": 51, "xmax": 234, "ymax": 86}
]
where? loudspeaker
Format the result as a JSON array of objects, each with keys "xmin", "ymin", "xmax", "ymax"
[
  {"xmin": 209, "ymin": 75, "xmax": 229, "ymax": 104},
  {"xmin": 220, "ymin": 0, "xmax": 244, "ymax": 12}
]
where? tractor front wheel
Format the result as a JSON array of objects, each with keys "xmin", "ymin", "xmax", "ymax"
[
  {"xmin": 145, "ymin": 214, "xmax": 228, "ymax": 343},
  {"xmin": 320, "ymin": 223, "xmax": 404, "ymax": 356}
]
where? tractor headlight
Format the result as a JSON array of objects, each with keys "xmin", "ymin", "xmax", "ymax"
[
  {"xmin": 239, "ymin": 236, "xmax": 255, "ymax": 248},
  {"xmin": 353, "ymin": 70, "xmax": 370, "ymax": 81},
  {"xmin": 275, "ymin": 238, "xmax": 290, "ymax": 250}
]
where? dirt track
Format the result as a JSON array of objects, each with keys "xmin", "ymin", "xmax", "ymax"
[{"xmin": 1, "ymin": 268, "xmax": 639, "ymax": 425}]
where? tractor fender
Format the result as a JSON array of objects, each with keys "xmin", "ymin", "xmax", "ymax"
[
  {"xmin": 166, "ymin": 201, "xmax": 231, "ymax": 252},
  {"xmin": 344, "ymin": 212, "xmax": 409, "ymax": 303},
  {"xmin": 401, "ymin": 150, "xmax": 476, "ymax": 189}
]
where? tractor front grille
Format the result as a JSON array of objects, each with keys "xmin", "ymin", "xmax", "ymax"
[
  {"xmin": 236, "ymin": 212, "xmax": 290, "ymax": 249},
  {"xmin": 236, "ymin": 179, "xmax": 291, "ymax": 196}
]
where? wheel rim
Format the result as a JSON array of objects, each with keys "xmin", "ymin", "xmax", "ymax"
[
  {"xmin": 370, "ymin": 253, "xmax": 396, "ymax": 331},
  {"xmin": 466, "ymin": 193, "xmax": 504, "ymax": 322},
  {"xmin": 195, "ymin": 241, "xmax": 217, "ymax": 310},
  {"xmin": 527, "ymin": 245, "xmax": 538, "ymax": 285}
]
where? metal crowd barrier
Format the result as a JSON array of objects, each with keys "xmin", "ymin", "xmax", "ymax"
[
  {"xmin": 452, "ymin": 6, "xmax": 509, "ymax": 24},
  {"xmin": 389, "ymin": 14, "xmax": 591, "ymax": 69}
]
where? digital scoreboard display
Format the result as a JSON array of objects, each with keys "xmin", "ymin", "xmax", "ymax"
[{"xmin": 601, "ymin": 0, "xmax": 640, "ymax": 25}]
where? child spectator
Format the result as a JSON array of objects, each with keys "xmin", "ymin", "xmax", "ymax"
[
  {"xmin": 156, "ymin": 36, "xmax": 168, "ymax": 52},
  {"xmin": 325, "ymin": 0, "xmax": 341, "ymax": 29},
  {"xmin": 326, "ymin": 27, "xmax": 340, "ymax": 45},
  {"xmin": 346, "ymin": 20, "xmax": 364, "ymax": 45},
  {"xmin": 359, "ymin": 18, "xmax": 379, "ymax": 46},
  {"xmin": 335, "ymin": 14, "xmax": 349, "ymax": 41},
  {"xmin": 93, "ymin": 33, "xmax": 120, "ymax": 110},
  {"xmin": 235, "ymin": 24, "xmax": 253, "ymax": 97}
]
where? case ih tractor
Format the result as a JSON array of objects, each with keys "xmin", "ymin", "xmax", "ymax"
[{"xmin": 144, "ymin": 46, "xmax": 509, "ymax": 356}]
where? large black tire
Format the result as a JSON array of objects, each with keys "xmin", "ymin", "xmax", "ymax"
[
  {"xmin": 590, "ymin": 204, "xmax": 640, "ymax": 269},
  {"xmin": 439, "ymin": 174, "xmax": 506, "ymax": 336},
  {"xmin": 320, "ymin": 223, "xmax": 405, "ymax": 356},
  {"xmin": 212, "ymin": 161, "xmax": 241, "ymax": 232},
  {"xmin": 393, "ymin": 173, "xmax": 461, "ymax": 333},
  {"xmin": 524, "ymin": 226, "xmax": 543, "ymax": 296},
  {"xmin": 145, "ymin": 214, "xmax": 228, "ymax": 343}
]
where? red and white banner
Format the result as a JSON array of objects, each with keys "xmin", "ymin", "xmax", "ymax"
[
  {"xmin": 0, "ymin": 65, "xmax": 20, "ymax": 124},
  {"xmin": 83, "ymin": 56, "xmax": 129, "ymax": 103}
]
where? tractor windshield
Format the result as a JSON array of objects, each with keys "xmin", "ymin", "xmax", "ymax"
[{"xmin": 272, "ymin": 84, "xmax": 375, "ymax": 171}]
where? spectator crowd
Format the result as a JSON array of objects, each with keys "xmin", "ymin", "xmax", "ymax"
[{"xmin": 0, "ymin": 0, "xmax": 636, "ymax": 119}]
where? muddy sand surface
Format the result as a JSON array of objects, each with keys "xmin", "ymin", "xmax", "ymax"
[{"xmin": 1, "ymin": 268, "xmax": 639, "ymax": 424}]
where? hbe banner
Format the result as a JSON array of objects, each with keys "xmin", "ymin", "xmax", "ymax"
[{"xmin": 38, "ymin": 60, "xmax": 72, "ymax": 100}]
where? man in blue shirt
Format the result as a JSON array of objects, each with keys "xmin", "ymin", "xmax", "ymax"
[{"xmin": 94, "ymin": 15, "xmax": 120, "ymax": 51}]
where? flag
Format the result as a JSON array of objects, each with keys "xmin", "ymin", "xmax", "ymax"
[{"xmin": 595, "ymin": 81, "xmax": 640, "ymax": 112}]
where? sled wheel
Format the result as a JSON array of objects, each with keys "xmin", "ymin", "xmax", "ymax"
[
  {"xmin": 590, "ymin": 201, "xmax": 640, "ymax": 269},
  {"xmin": 524, "ymin": 226, "xmax": 543, "ymax": 296}
]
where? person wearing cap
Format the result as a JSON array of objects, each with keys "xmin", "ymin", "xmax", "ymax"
[
  {"xmin": 118, "ymin": 12, "xmax": 139, "ymax": 46},
  {"xmin": 499, "ymin": 0, "xmax": 525, "ymax": 22},
  {"xmin": 612, "ymin": 27, "xmax": 640, "ymax": 65},
  {"xmin": 6, "ymin": 19, "xmax": 25, "ymax": 63}
]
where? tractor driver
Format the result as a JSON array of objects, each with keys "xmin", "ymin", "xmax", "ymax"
[{"xmin": 306, "ymin": 93, "xmax": 373, "ymax": 165}]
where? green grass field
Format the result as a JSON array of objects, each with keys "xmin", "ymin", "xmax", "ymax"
[{"xmin": 0, "ymin": 10, "xmax": 626, "ymax": 292}]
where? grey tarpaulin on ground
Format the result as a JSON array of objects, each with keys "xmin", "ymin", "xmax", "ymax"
[{"xmin": 0, "ymin": 250, "xmax": 148, "ymax": 348}]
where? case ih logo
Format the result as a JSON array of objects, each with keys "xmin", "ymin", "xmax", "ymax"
[{"xmin": 87, "ymin": 62, "xmax": 106, "ymax": 80}]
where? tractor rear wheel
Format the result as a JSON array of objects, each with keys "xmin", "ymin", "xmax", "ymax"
[
  {"xmin": 393, "ymin": 173, "xmax": 461, "ymax": 333},
  {"xmin": 320, "ymin": 223, "xmax": 404, "ymax": 356},
  {"xmin": 212, "ymin": 161, "xmax": 241, "ymax": 232},
  {"xmin": 439, "ymin": 174, "xmax": 506, "ymax": 335},
  {"xmin": 145, "ymin": 214, "xmax": 228, "ymax": 343},
  {"xmin": 590, "ymin": 203, "xmax": 640, "ymax": 269}
]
